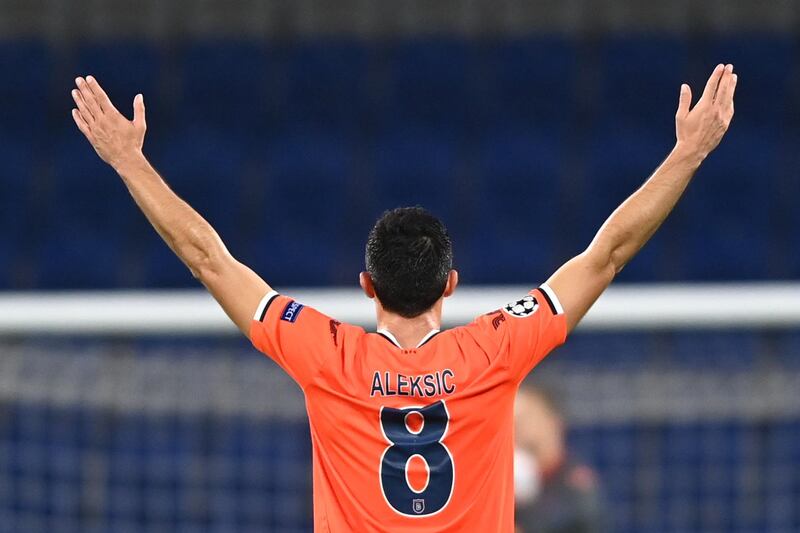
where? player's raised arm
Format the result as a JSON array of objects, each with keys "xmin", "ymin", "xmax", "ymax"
[
  {"xmin": 547, "ymin": 63, "xmax": 737, "ymax": 333},
  {"xmin": 70, "ymin": 76, "xmax": 270, "ymax": 336}
]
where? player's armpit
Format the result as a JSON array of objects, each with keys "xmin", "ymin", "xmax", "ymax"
[
  {"xmin": 545, "ymin": 249, "xmax": 615, "ymax": 334},
  {"xmin": 196, "ymin": 254, "xmax": 272, "ymax": 337}
]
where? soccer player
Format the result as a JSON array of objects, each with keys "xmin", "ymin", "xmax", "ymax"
[{"xmin": 70, "ymin": 63, "xmax": 736, "ymax": 532}]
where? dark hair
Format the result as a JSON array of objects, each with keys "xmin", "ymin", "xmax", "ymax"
[{"xmin": 365, "ymin": 207, "xmax": 453, "ymax": 318}]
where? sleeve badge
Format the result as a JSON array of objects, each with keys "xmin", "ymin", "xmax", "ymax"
[{"xmin": 503, "ymin": 295, "xmax": 539, "ymax": 318}]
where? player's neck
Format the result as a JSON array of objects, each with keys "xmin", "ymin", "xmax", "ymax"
[{"xmin": 376, "ymin": 306, "xmax": 442, "ymax": 350}]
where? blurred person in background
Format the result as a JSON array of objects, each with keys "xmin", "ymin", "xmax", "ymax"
[{"xmin": 515, "ymin": 382, "xmax": 606, "ymax": 533}]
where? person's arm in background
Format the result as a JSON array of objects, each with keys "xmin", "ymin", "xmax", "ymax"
[
  {"xmin": 547, "ymin": 63, "xmax": 737, "ymax": 333},
  {"xmin": 70, "ymin": 75, "xmax": 269, "ymax": 336}
]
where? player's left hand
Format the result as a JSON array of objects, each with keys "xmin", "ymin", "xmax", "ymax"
[{"xmin": 71, "ymin": 76, "xmax": 147, "ymax": 170}]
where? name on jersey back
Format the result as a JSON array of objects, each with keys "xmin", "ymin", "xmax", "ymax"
[{"xmin": 370, "ymin": 370, "xmax": 456, "ymax": 398}]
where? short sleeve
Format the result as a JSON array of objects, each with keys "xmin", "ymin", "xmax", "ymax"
[
  {"xmin": 465, "ymin": 284, "xmax": 567, "ymax": 381},
  {"xmin": 249, "ymin": 291, "xmax": 342, "ymax": 388}
]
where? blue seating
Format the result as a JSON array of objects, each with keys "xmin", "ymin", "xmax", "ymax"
[
  {"xmin": 37, "ymin": 231, "xmax": 122, "ymax": 288},
  {"xmin": 776, "ymin": 332, "xmax": 800, "ymax": 368},
  {"xmin": 670, "ymin": 331, "xmax": 759, "ymax": 369},
  {"xmin": 261, "ymin": 129, "xmax": 355, "ymax": 236},
  {"xmin": 582, "ymin": 126, "xmax": 675, "ymax": 280},
  {"xmin": 0, "ymin": 36, "xmax": 798, "ymax": 289},
  {"xmin": 479, "ymin": 37, "xmax": 578, "ymax": 130},
  {"xmin": 177, "ymin": 41, "xmax": 276, "ymax": 133},
  {"xmin": 36, "ymin": 134, "xmax": 134, "ymax": 287},
  {"xmin": 49, "ymin": 134, "xmax": 135, "ymax": 233},
  {"xmin": 0, "ymin": 238, "xmax": 12, "ymax": 289},
  {"xmin": 368, "ymin": 128, "xmax": 461, "ymax": 220},
  {"xmin": 466, "ymin": 129, "xmax": 561, "ymax": 283},
  {"xmin": 0, "ymin": 42, "xmax": 50, "ymax": 138},
  {"xmin": 680, "ymin": 129, "xmax": 776, "ymax": 280},
  {"xmin": 707, "ymin": 35, "xmax": 795, "ymax": 130},
  {"xmin": 246, "ymin": 129, "xmax": 356, "ymax": 286},
  {"xmin": 597, "ymin": 36, "xmax": 690, "ymax": 127},
  {"xmin": 381, "ymin": 40, "xmax": 480, "ymax": 130},
  {"xmin": 779, "ymin": 138, "xmax": 800, "ymax": 276},
  {"xmin": 72, "ymin": 42, "xmax": 162, "ymax": 107},
  {"xmin": 143, "ymin": 128, "xmax": 248, "ymax": 287},
  {"xmin": 0, "ymin": 135, "xmax": 35, "ymax": 286},
  {"xmin": 285, "ymin": 41, "xmax": 371, "ymax": 130},
  {"xmin": 151, "ymin": 128, "xmax": 247, "ymax": 238},
  {"xmin": 560, "ymin": 332, "xmax": 656, "ymax": 368}
]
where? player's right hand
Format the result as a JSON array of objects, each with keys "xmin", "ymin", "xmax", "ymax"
[
  {"xmin": 71, "ymin": 76, "xmax": 147, "ymax": 170},
  {"xmin": 675, "ymin": 63, "xmax": 737, "ymax": 160}
]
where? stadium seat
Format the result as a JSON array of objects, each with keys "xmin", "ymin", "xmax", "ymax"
[
  {"xmin": 151, "ymin": 128, "xmax": 247, "ymax": 237},
  {"xmin": 680, "ymin": 129, "xmax": 776, "ymax": 280},
  {"xmin": 465, "ymin": 129, "xmax": 562, "ymax": 283},
  {"xmin": 597, "ymin": 35, "xmax": 690, "ymax": 128},
  {"xmin": 177, "ymin": 41, "xmax": 277, "ymax": 133},
  {"xmin": 245, "ymin": 128, "xmax": 357, "ymax": 286},
  {"xmin": 670, "ymin": 331, "xmax": 759, "ymax": 369},
  {"xmin": 0, "ymin": 41, "xmax": 50, "ymax": 139},
  {"xmin": 0, "ymin": 135, "xmax": 36, "ymax": 287},
  {"xmin": 368, "ymin": 128, "xmax": 461, "ymax": 221},
  {"xmin": 560, "ymin": 332, "xmax": 656, "ymax": 368},
  {"xmin": 0, "ymin": 239, "xmax": 12, "ymax": 289},
  {"xmin": 36, "ymin": 134, "xmax": 137, "ymax": 288},
  {"xmin": 37, "ymin": 231, "xmax": 122, "ymax": 288},
  {"xmin": 478, "ymin": 37, "xmax": 578, "ymax": 131},
  {"xmin": 581, "ymin": 126, "xmax": 675, "ymax": 281},
  {"xmin": 70, "ymin": 41, "xmax": 162, "ymax": 110},
  {"xmin": 775, "ymin": 332, "xmax": 800, "ymax": 368},
  {"xmin": 381, "ymin": 39, "xmax": 480, "ymax": 131},
  {"xmin": 49, "ymin": 134, "xmax": 136, "ymax": 233},
  {"xmin": 144, "ymin": 128, "xmax": 248, "ymax": 287},
  {"xmin": 772, "ymin": 133, "xmax": 800, "ymax": 278},
  {"xmin": 706, "ymin": 35, "xmax": 795, "ymax": 130},
  {"xmin": 284, "ymin": 40, "xmax": 372, "ymax": 131}
]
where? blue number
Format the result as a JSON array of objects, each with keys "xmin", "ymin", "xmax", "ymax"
[{"xmin": 379, "ymin": 400, "xmax": 454, "ymax": 516}]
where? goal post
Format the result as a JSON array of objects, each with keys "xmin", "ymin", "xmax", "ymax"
[{"xmin": 1, "ymin": 282, "xmax": 799, "ymax": 335}]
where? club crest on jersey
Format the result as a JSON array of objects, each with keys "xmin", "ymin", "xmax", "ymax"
[
  {"xmin": 503, "ymin": 295, "xmax": 539, "ymax": 318},
  {"xmin": 412, "ymin": 499, "xmax": 425, "ymax": 514},
  {"xmin": 281, "ymin": 300, "xmax": 304, "ymax": 323}
]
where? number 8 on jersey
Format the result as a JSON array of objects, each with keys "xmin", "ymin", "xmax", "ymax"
[{"xmin": 379, "ymin": 400, "xmax": 454, "ymax": 516}]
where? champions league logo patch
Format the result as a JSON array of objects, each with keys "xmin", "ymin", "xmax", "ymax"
[{"xmin": 503, "ymin": 295, "xmax": 539, "ymax": 318}]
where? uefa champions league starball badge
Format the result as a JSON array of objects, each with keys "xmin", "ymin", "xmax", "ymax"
[{"xmin": 503, "ymin": 295, "xmax": 539, "ymax": 318}]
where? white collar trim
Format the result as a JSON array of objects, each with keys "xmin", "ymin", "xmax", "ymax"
[{"xmin": 377, "ymin": 328, "xmax": 440, "ymax": 349}]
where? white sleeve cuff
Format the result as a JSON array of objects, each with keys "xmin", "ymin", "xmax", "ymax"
[
  {"xmin": 253, "ymin": 290, "xmax": 279, "ymax": 321},
  {"xmin": 539, "ymin": 284, "xmax": 564, "ymax": 315}
]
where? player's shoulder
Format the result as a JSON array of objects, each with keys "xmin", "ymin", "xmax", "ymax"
[
  {"xmin": 466, "ymin": 286, "xmax": 563, "ymax": 327},
  {"xmin": 255, "ymin": 292, "xmax": 365, "ymax": 341},
  {"xmin": 327, "ymin": 317, "xmax": 367, "ymax": 347}
]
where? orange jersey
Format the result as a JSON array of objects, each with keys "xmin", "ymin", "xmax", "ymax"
[{"xmin": 250, "ymin": 285, "xmax": 567, "ymax": 532}]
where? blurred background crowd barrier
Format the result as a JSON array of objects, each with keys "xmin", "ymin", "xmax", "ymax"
[{"xmin": 1, "ymin": 0, "xmax": 799, "ymax": 531}]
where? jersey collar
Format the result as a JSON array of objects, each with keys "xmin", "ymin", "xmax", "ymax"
[{"xmin": 376, "ymin": 328, "xmax": 440, "ymax": 349}]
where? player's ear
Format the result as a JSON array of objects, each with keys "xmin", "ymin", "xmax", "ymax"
[
  {"xmin": 359, "ymin": 271, "xmax": 376, "ymax": 299},
  {"xmin": 443, "ymin": 269, "xmax": 459, "ymax": 298}
]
